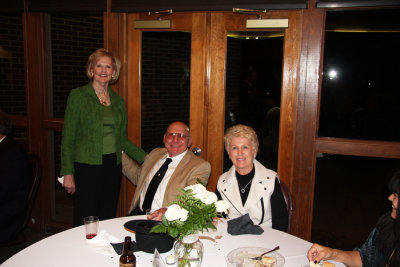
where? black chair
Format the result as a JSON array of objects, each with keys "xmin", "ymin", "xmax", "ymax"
[
  {"xmin": 23, "ymin": 154, "xmax": 42, "ymax": 231},
  {"xmin": 279, "ymin": 180, "xmax": 293, "ymax": 233},
  {"xmin": 0, "ymin": 153, "xmax": 42, "ymax": 247}
]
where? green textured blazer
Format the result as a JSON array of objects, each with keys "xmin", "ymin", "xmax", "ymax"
[{"xmin": 60, "ymin": 83, "xmax": 146, "ymax": 175}]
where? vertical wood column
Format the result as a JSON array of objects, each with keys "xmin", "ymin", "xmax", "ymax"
[
  {"xmin": 24, "ymin": 12, "xmax": 46, "ymax": 229},
  {"xmin": 206, "ymin": 13, "xmax": 227, "ymax": 192},
  {"xmin": 291, "ymin": 4, "xmax": 325, "ymax": 239},
  {"xmin": 189, "ymin": 13, "xmax": 209, "ymax": 166}
]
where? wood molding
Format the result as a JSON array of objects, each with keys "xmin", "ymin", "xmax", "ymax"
[
  {"xmin": 316, "ymin": 138, "xmax": 400, "ymax": 159},
  {"xmin": 189, "ymin": 13, "xmax": 209, "ymax": 158},
  {"xmin": 24, "ymin": 11, "xmax": 47, "ymax": 229},
  {"xmin": 291, "ymin": 6, "xmax": 325, "ymax": 240},
  {"xmin": 43, "ymin": 119, "xmax": 63, "ymax": 130},
  {"xmin": 206, "ymin": 13, "xmax": 227, "ymax": 192}
]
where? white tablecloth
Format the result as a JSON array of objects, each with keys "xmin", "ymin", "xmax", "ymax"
[{"xmin": 3, "ymin": 216, "xmax": 344, "ymax": 267}]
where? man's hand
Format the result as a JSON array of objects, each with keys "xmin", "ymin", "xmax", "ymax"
[{"xmin": 147, "ymin": 208, "xmax": 167, "ymax": 221}]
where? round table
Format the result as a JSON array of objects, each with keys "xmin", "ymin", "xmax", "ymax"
[{"xmin": 3, "ymin": 215, "xmax": 344, "ymax": 267}]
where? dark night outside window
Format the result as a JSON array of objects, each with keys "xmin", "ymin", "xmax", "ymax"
[{"xmin": 318, "ymin": 9, "xmax": 400, "ymax": 142}]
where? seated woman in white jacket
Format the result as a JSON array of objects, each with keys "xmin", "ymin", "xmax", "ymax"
[{"xmin": 216, "ymin": 124, "xmax": 288, "ymax": 231}]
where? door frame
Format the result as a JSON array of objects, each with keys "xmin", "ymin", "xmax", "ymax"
[
  {"xmin": 206, "ymin": 11, "xmax": 302, "ymax": 226},
  {"xmin": 108, "ymin": 10, "xmax": 303, "ymax": 235}
]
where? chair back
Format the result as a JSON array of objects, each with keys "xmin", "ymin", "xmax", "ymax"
[
  {"xmin": 22, "ymin": 154, "xmax": 42, "ymax": 230},
  {"xmin": 279, "ymin": 180, "xmax": 293, "ymax": 233},
  {"xmin": 192, "ymin": 147, "xmax": 202, "ymax": 156},
  {"xmin": 0, "ymin": 153, "xmax": 42, "ymax": 247}
]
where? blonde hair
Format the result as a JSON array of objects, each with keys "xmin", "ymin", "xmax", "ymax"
[
  {"xmin": 86, "ymin": 48, "xmax": 121, "ymax": 84},
  {"xmin": 224, "ymin": 124, "xmax": 259, "ymax": 154}
]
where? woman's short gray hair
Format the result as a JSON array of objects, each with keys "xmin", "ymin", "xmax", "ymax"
[
  {"xmin": 224, "ymin": 124, "xmax": 259, "ymax": 154},
  {"xmin": 86, "ymin": 48, "xmax": 121, "ymax": 84}
]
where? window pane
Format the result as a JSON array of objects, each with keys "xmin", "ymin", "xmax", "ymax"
[
  {"xmin": 225, "ymin": 32, "xmax": 283, "ymax": 172},
  {"xmin": 319, "ymin": 9, "xmax": 400, "ymax": 141},
  {"xmin": 0, "ymin": 15, "xmax": 26, "ymax": 115},
  {"xmin": 13, "ymin": 127, "xmax": 28, "ymax": 150},
  {"xmin": 312, "ymin": 154, "xmax": 400, "ymax": 250},
  {"xmin": 52, "ymin": 131, "xmax": 73, "ymax": 224},
  {"xmin": 49, "ymin": 14, "xmax": 103, "ymax": 224},
  {"xmin": 141, "ymin": 32, "xmax": 191, "ymax": 152},
  {"xmin": 51, "ymin": 14, "xmax": 103, "ymax": 118}
]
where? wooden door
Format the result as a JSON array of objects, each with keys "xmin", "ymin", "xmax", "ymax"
[
  {"xmin": 117, "ymin": 11, "xmax": 302, "ymax": 233},
  {"xmin": 206, "ymin": 11, "xmax": 302, "ymax": 195}
]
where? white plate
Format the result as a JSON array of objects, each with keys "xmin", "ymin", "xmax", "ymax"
[{"xmin": 226, "ymin": 246, "xmax": 285, "ymax": 267}]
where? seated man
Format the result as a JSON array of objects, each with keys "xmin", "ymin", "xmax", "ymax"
[
  {"xmin": 0, "ymin": 110, "xmax": 31, "ymax": 242},
  {"xmin": 122, "ymin": 121, "xmax": 211, "ymax": 219}
]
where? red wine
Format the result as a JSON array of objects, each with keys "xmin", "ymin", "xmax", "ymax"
[{"xmin": 86, "ymin": 233, "xmax": 97, "ymax": 239}]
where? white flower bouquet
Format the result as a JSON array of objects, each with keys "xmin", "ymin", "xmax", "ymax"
[{"xmin": 150, "ymin": 183, "xmax": 229, "ymax": 241}]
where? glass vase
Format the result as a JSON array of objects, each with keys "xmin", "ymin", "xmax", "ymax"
[{"xmin": 174, "ymin": 233, "xmax": 203, "ymax": 267}]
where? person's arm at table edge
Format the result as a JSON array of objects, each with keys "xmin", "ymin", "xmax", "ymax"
[{"xmin": 308, "ymin": 243, "xmax": 363, "ymax": 267}]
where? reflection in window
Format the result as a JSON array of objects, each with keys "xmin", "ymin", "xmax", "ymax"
[
  {"xmin": 319, "ymin": 9, "xmax": 400, "ymax": 141},
  {"xmin": 141, "ymin": 32, "xmax": 191, "ymax": 152},
  {"xmin": 312, "ymin": 154, "xmax": 400, "ymax": 250},
  {"xmin": 225, "ymin": 32, "xmax": 283, "ymax": 171},
  {"xmin": 50, "ymin": 14, "xmax": 103, "ymax": 118},
  {"xmin": 0, "ymin": 15, "xmax": 26, "ymax": 115}
]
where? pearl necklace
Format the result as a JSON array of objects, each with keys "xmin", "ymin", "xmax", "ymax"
[
  {"xmin": 94, "ymin": 90, "xmax": 108, "ymax": 106},
  {"xmin": 238, "ymin": 178, "xmax": 253, "ymax": 194}
]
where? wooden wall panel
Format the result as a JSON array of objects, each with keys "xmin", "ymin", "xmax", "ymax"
[
  {"xmin": 206, "ymin": 13, "xmax": 227, "ymax": 192},
  {"xmin": 24, "ymin": 12, "xmax": 46, "ymax": 229},
  {"xmin": 105, "ymin": 11, "xmax": 135, "ymax": 216},
  {"xmin": 291, "ymin": 5, "xmax": 325, "ymax": 239},
  {"xmin": 278, "ymin": 11, "xmax": 302, "ymax": 190},
  {"xmin": 316, "ymin": 138, "xmax": 400, "ymax": 159},
  {"xmin": 189, "ymin": 13, "xmax": 209, "ymax": 158}
]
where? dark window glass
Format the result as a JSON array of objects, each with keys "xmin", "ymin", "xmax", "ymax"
[
  {"xmin": 49, "ymin": 14, "xmax": 103, "ymax": 224},
  {"xmin": 225, "ymin": 32, "xmax": 283, "ymax": 172},
  {"xmin": 52, "ymin": 131, "xmax": 73, "ymax": 224},
  {"xmin": 319, "ymin": 9, "xmax": 400, "ymax": 141},
  {"xmin": 312, "ymin": 154, "xmax": 400, "ymax": 250},
  {"xmin": 0, "ymin": 15, "xmax": 26, "ymax": 115},
  {"xmin": 12, "ymin": 128, "xmax": 28, "ymax": 151},
  {"xmin": 51, "ymin": 14, "xmax": 103, "ymax": 118},
  {"xmin": 141, "ymin": 32, "xmax": 191, "ymax": 152}
]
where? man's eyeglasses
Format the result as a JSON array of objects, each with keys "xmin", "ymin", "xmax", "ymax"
[{"xmin": 166, "ymin": 132, "xmax": 188, "ymax": 139}]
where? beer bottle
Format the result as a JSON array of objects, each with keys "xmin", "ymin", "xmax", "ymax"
[{"xmin": 119, "ymin": 236, "xmax": 136, "ymax": 267}]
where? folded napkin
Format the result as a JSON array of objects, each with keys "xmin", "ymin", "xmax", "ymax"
[
  {"xmin": 87, "ymin": 230, "xmax": 123, "ymax": 256},
  {"xmin": 110, "ymin": 240, "xmax": 138, "ymax": 255},
  {"xmin": 227, "ymin": 213, "xmax": 264, "ymax": 235}
]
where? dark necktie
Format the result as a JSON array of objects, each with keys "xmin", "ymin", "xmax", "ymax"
[{"xmin": 141, "ymin": 158, "xmax": 172, "ymax": 212}]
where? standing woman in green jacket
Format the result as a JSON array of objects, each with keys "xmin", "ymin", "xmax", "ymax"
[{"xmin": 60, "ymin": 48, "xmax": 147, "ymax": 226}]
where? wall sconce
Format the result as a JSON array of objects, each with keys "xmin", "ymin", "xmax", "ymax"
[
  {"xmin": 233, "ymin": 8, "xmax": 289, "ymax": 29},
  {"xmin": 134, "ymin": 9, "xmax": 172, "ymax": 29}
]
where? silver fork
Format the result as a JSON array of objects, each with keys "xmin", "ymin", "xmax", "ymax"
[{"xmin": 250, "ymin": 246, "xmax": 280, "ymax": 261}]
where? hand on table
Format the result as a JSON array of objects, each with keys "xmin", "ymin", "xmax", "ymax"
[{"xmin": 307, "ymin": 243, "xmax": 334, "ymax": 263}]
